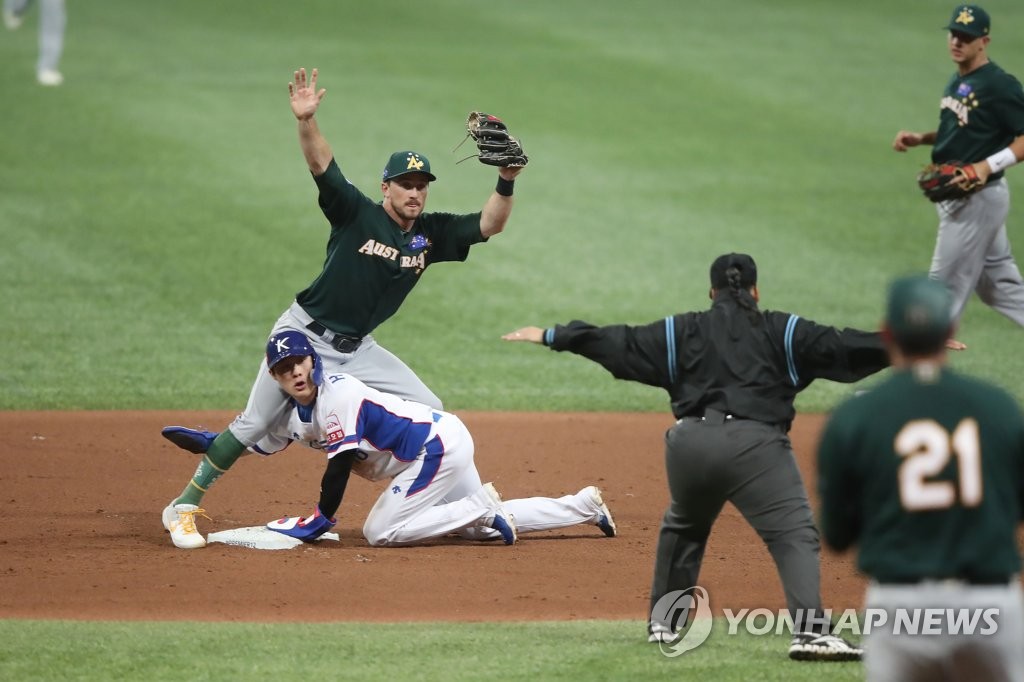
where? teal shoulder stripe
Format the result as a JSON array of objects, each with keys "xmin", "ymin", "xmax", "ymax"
[
  {"xmin": 784, "ymin": 315, "xmax": 800, "ymax": 385},
  {"xmin": 665, "ymin": 316, "xmax": 678, "ymax": 384}
]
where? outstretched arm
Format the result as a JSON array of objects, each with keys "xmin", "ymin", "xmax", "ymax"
[
  {"xmin": 503, "ymin": 320, "xmax": 674, "ymax": 389},
  {"xmin": 501, "ymin": 326, "xmax": 544, "ymax": 343},
  {"xmin": 479, "ymin": 166, "xmax": 524, "ymax": 238},
  {"xmin": 290, "ymin": 67, "xmax": 332, "ymax": 176},
  {"xmin": 892, "ymin": 130, "xmax": 937, "ymax": 152}
]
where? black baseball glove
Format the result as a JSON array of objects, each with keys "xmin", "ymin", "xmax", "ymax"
[
  {"xmin": 459, "ymin": 112, "xmax": 529, "ymax": 167},
  {"xmin": 917, "ymin": 161, "xmax": 984, "ymax": 202}
]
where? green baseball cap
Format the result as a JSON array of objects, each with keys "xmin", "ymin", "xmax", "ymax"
[
  {"xmin": 382, "ymin": 151, "xmax": 436, "ymax": 182},
  {"xmin": 885, "ymin": 275, "xmax": 954, "ymax": 354},
  {"xmin": 944, "ymin": 5, "xmax": 991, "ymax": 38}
]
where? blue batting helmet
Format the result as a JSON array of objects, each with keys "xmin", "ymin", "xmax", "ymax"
[{"xmin": 265, "ymin": 330, "xmax": 323, "ymax": 384}]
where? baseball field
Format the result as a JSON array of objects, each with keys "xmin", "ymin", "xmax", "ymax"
[{"xmin": 2, "ymin": 1, "xmax": 1023, "ymax": 679}]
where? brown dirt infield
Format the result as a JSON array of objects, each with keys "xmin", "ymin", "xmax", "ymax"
[{"xmin": 0, "ymin": 411, "xmax": 869, "ymax": 623}]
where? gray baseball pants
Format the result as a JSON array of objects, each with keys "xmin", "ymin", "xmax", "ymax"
[
  {"xmin": 229, "ymin": 300, "xmax": 442, "ymax": 449},
  {"xmin": 649, "ymin": 412, "xmax": 826, "ymax": 633},
  {"xmin": 864, "ymin": 580, "xmax": 1024, "ymax": 682},
  {"xmin": 932, "ymin": 178, "xmax": 1024, "ymax": 327},
  {"xmin": 4, "ymin": 0, "xmax": 65, "ymax": 73}
]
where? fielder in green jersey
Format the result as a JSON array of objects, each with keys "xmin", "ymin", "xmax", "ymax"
[
  {"xmin": 893, "ymin": 5, "xmax": 1024, "ymax": 329},
  {"xmin": 818, "ymin": 274, "xmax": 1024, "ymax": 682}
]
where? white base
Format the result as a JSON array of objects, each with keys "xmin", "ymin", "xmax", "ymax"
[{"xmin": 206, "ymin": 526, "xmax": 340, "ymax": 550}]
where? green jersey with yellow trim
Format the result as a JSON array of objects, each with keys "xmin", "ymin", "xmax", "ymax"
[
  {"xmin": 817, "ymin": 366, "xmax": 1024, "ymax": 583},
  {"xmin": 932, "ymin": 61, "xmax": 1024, "ymax": 175},
  {"xmin": 296, "ymin": 159, "xmax": 484, "ymax": 337}
]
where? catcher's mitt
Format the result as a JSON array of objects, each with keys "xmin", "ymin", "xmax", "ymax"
[
  {"xmin": 455, "ymin": 112, "xmax": 529, "ymax": 167},
  {"xmin": 917, "ymin": 161, "xmax": 983, "ymax": 202}
]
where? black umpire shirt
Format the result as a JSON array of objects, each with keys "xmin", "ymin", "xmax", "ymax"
[{"xmin": 544, "ymin": 296, "xmax": 889, "ymax": 431}]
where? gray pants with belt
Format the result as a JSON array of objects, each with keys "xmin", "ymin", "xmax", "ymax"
[
  {"xmin": 649, "ymin": 411, "xmax": 826, "ymax": 632},
  {"xmin": 229, "ymin": 301, "xmax": 442, "ymax": 449},
  {"xmin": 863, "ymin": 581, "xmax": 1024, "ymax": 682}
]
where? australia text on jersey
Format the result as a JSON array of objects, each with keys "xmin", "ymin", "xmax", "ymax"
[
  {"xmin": 357, "ymin": 238, "xmax": 429, "ymax": 271},
  {"xmin": 941, "ymin": 89, "xmax": 978, "ymax": 127}
]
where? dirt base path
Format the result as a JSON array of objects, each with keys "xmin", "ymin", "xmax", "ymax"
[{"xmin": 0, "ymin": 411, "xmax": 867, "ymax": 622}]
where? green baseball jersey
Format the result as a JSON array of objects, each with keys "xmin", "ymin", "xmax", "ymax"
[
  {"xmin": 932, "ymin": 61, "xmax": 1024, "ymax": 174},
  {"xmin": 818, "ymin": 366, "xmax": 1024, "ymax": 582},
  {"xmin": 296, "ymin": 159, "xmax": 485, "ymax": 337}
]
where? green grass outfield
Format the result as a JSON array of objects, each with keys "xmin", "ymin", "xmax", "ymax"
[
  {"xmin": 1, "ymin": 0, "xmax": 1021, "ymax": 679},
  {"xmin": 0, "ymin": 619, "xmax": 865, "ymax": 682},
  {"xmin": 2, "ymin": 0, "xmax": 1023, "ymax": 413}
]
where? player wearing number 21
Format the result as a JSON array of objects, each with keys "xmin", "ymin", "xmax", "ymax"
[{"xmin": 817, "ymin": 275, "xmax": 1024, "ymax": 682}]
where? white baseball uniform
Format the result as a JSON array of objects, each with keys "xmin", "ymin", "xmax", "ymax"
[{"xmin": 260, "ymin": 372, "xmax": 606, "ymax": 546}]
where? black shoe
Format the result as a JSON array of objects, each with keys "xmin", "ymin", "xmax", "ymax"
[{"xmin": 788, "ymin": 631, "xmax": 862, "ymax": 662}]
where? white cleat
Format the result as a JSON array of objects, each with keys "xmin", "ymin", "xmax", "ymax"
[
  {"xmin": 3, "ymin": 10, "xmax": 22, "ymax": 30},
  {"xmin": 163, "ymin": 503, "xmax": 209, "ymax": 549},
  {"xmin": 37, "ymin": 69, "xmax": 63, "ymax": 86}
]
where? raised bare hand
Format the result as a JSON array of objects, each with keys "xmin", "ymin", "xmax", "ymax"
[{"xmin": 289, "ymin": 67, "xmax": 326, "ymax": 121}]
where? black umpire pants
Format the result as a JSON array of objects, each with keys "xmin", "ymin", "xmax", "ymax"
[{"xmin": 649, "ymin": 412, "xmax": 827, "ymax": 633}]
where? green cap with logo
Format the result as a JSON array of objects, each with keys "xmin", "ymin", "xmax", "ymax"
[
  {"xmin": 382, "ymin": 151, "xmax": 436, "ymax": 182},
  {"xmin": 944, "ymin": 4, "xmax": 991, "ymax": 38},
  {"xmin": 885, "ymin": 275, "xmax": 954, "ymax": 354}
]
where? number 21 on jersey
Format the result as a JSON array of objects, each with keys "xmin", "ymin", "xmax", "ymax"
[{"xmin": 895, "ymin": 418, "xmax": 982, "ymax": 511}]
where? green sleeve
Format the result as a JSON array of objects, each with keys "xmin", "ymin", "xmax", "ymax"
[
  {"xmin": 817, "ymin": 407, "xmax": 862, "ymax": 552},
  {"xmin": 421, "ymin": 212, "xmax": 485, "ymax": 263},
  {"xmin": 313, "ymin": 159, "xmax": 373, "ymax": 227}
]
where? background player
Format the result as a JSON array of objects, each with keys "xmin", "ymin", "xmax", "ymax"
[
  {"xmin": 892, "ymin": 4, "xmax": 1024, "ymax": 327},
  {"xmin": 163, "ymin": 331, "xmax": 616, "ymax": 549},
  {"xmin": 160, "ymin": 67, "xmax": 524, "ymax": 521},
  {"xmin": 817, "ymin": 274, "xmax": 1024, "ymax": 681},
  {"xmin": 3, "ymin": 0, "xmax": 65, "ymax": 85},
  {"xmin": 503, "ymin": 253, "xmax": 898, "ymax": 660}
]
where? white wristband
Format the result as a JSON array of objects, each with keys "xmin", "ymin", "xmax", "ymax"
[{"xmin": 985, "ymin": 147, "xmax": 1018, "ymax": 174}]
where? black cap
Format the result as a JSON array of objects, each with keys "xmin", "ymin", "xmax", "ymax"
[
  {"xmin": 886, "ymin": 275, "xmax": 954, "ymax": 354},
  {"xmin": 710, "ymin": 253, "xmax": 757, "ymax": 289}
]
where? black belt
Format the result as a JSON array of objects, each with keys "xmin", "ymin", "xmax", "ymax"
[
  {"xmin": 681, "ymin": 408, "xmax": 737, "ymax": 425},
  {"xmin": 677, "ymin": 409, "xmax": 787, "ymax": 432},
  {"xmin": 305, "ymin": 321, "xmax": 363, "ymax": 354},
  {"xmin": 879, "ymin": 575, "xmax": 1013, "ymax": 586}
]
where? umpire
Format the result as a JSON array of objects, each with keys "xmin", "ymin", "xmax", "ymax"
[{"xmin": 504, "ymin": 253, "xmax": 890, "ymax": 661}]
